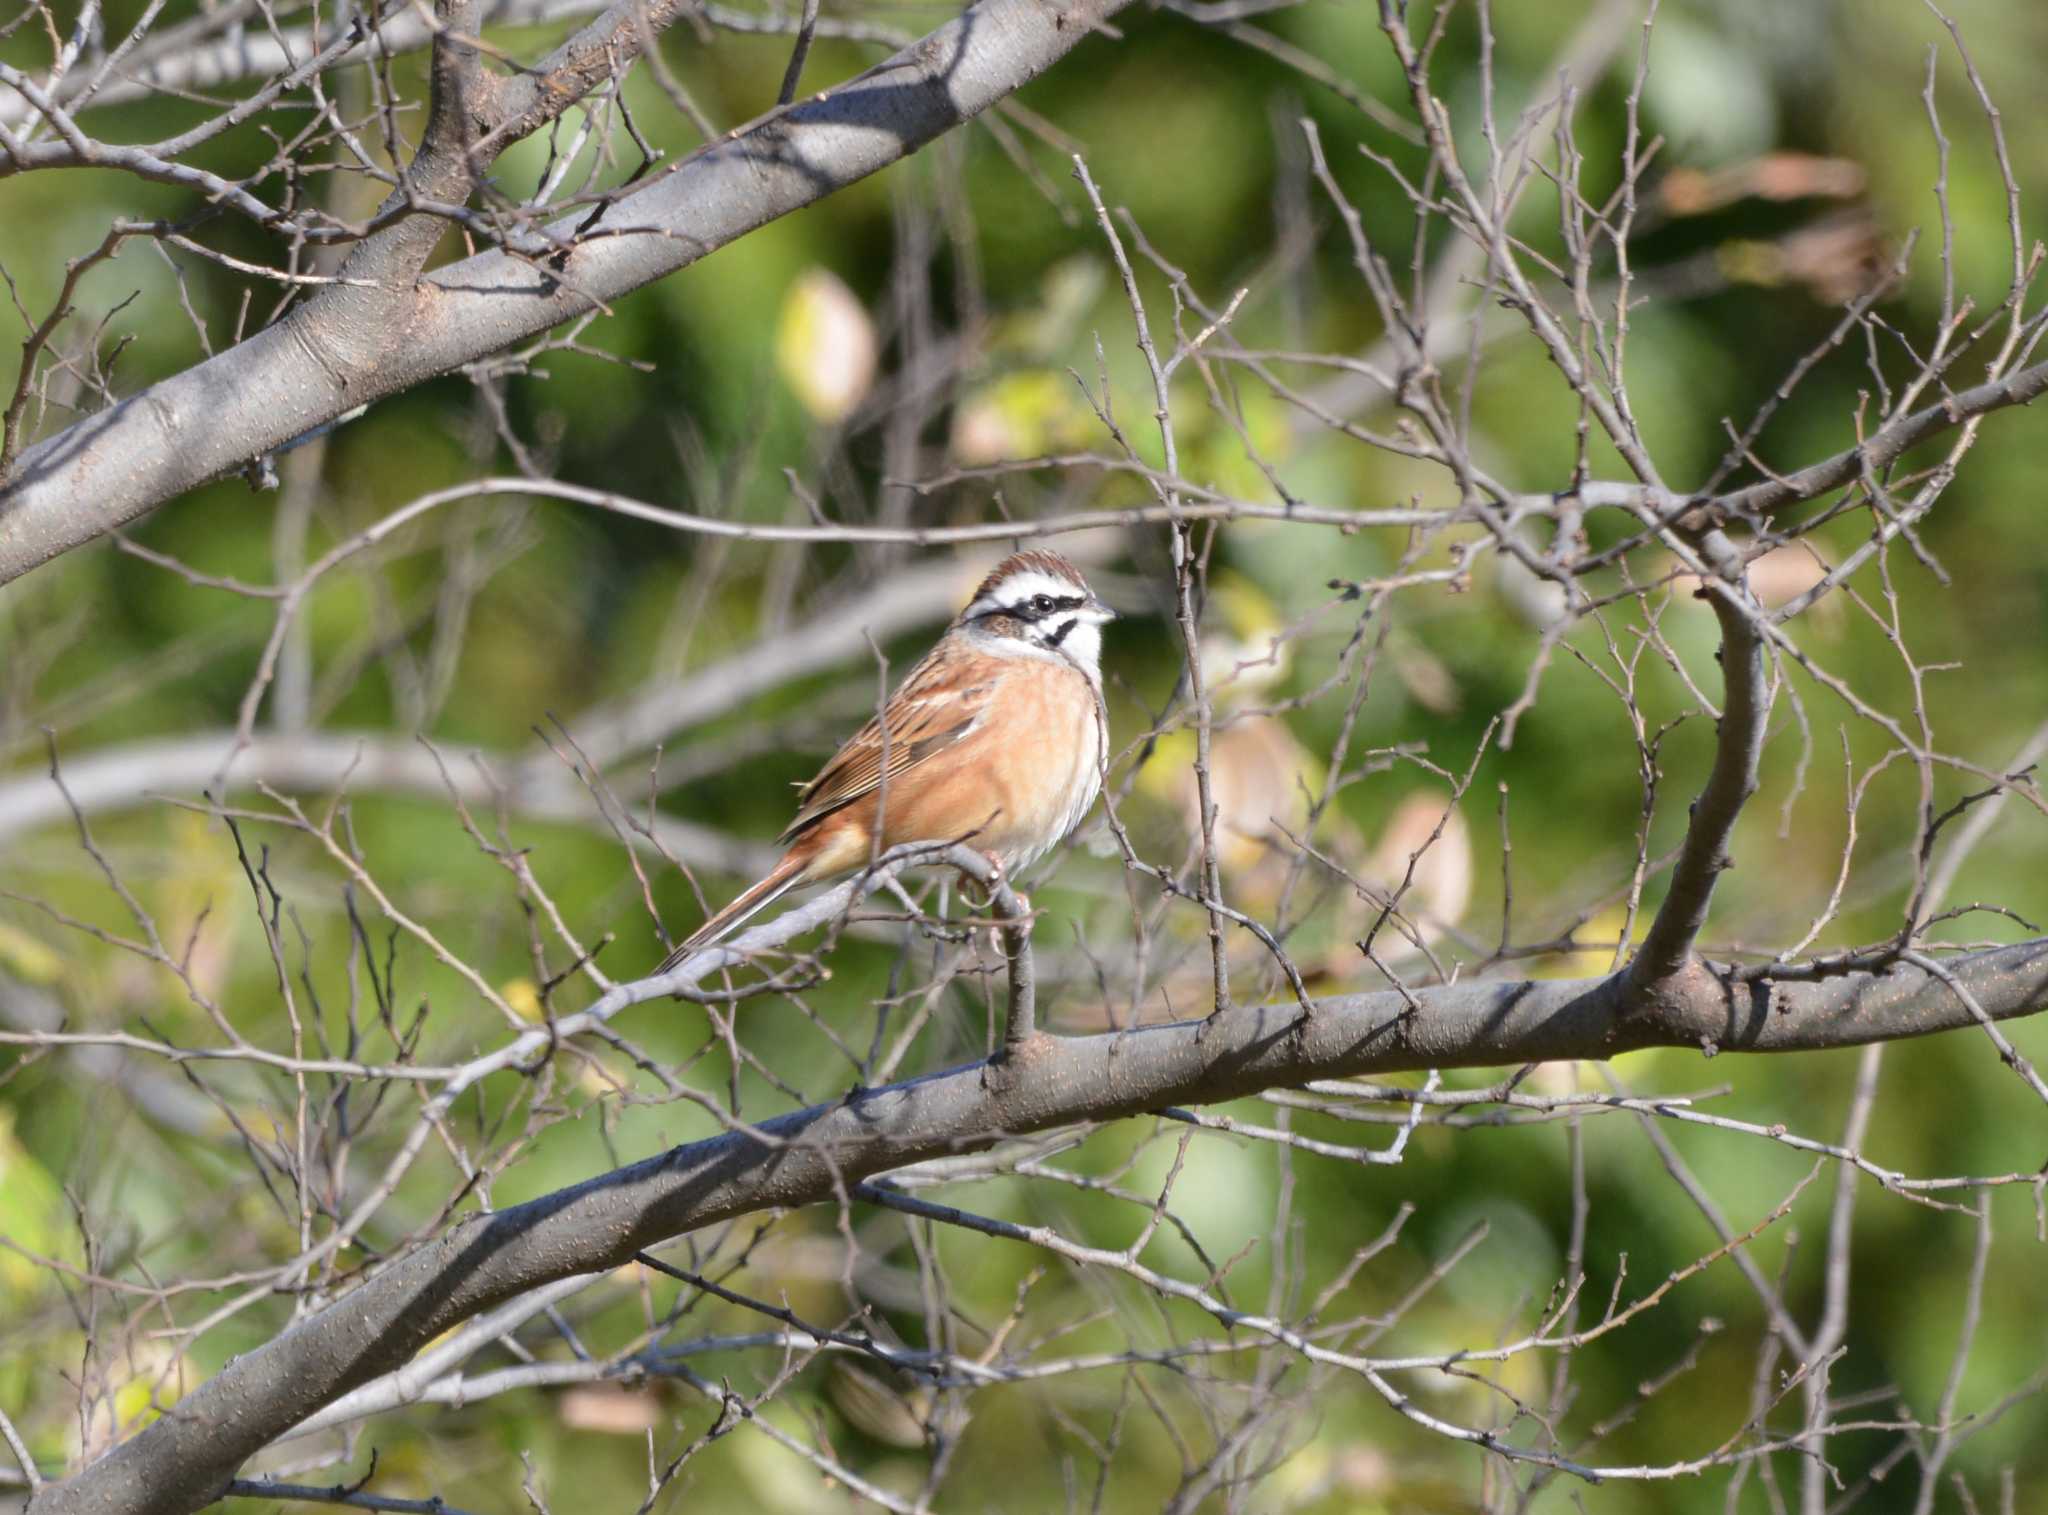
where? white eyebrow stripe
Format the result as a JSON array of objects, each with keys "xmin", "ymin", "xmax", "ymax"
[{"xmin": 967, "ymin": 569, "xmax": 1086, "ymax": 618}]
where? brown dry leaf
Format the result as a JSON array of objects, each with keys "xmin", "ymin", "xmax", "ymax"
[
  {"xmin": 1367, "ymin": 791, "xmax": 1473, "ymax": 936},
  {"xmin": 559, "ymin": 1382, "xmax": 663, "ymax": 1435},
  {"xmin": 1717, "ymin": 210, "xmax": 1891, "ymax": 305},
  {"xmin": 1165, "ymin": 717, "xmax": 1332, "ymax": 906},
  {"xmin": 1659, "ymin": 153, "xmax": 1866, "ymax": 217},
  {"xmin": 1670, "ymin": 541, "xmax": 1842, "ymax": 627}
]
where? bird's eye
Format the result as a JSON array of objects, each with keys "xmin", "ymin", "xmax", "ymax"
[{"xmin": 1031, "ymin": 594, "xmax": 1054, "ymax": 614}]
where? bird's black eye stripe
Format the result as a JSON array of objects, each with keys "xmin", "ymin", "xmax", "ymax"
[{"xmin": 1011, "ymin": 592, "xmax": 1084, "ymax": 621}]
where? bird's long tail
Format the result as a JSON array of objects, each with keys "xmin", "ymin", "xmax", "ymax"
[{"xmin": 657, "ymin": 854, "xmax": 808, "ymax": 975}]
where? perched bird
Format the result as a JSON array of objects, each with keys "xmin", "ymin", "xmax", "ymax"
[{"xmin": 658, "ymin": 550, "xmax": 1115, "ymax": 969}]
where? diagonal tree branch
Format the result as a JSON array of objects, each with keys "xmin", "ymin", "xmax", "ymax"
[
  {"xmin": 1706, "ymin": 356, "xmax": 2048, "ymax": 525},
  {"xmin": 0, "ymin": 0, "xmax": 1135, "ymax": 585},
  {"xmin": 26, "ymin": 922, "xmax": 2048, "ymax": 1514},
  {"xmin": 1629, "ymin": 528, "xmax": 1771, "ymax": 987}
]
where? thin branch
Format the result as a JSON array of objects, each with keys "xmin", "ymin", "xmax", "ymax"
[
  {"xmin": 25, "ymin": 937, "xmax": 2048, "ymax": 1515},
  {"xmin": 0, "ymin": 0, "xmax": 1141, "ymax": 582},
  {"xmin": 219, "ymin": 1477, "xmax": 483, "ymax": 1514}
]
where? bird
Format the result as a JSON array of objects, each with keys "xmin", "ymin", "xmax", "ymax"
[{"xmin": 656, "ymin": 550, "xmax": 1115, "ymax": 971}]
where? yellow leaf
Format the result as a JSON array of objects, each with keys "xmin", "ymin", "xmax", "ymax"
[
  {"xmin": 502, "ymin": 978, "xmax": 544, "ymax": 1021},
  {"xmin": 0, "ymin": 922, "xmax": 61, "ymax": 984},
  {"xmin": 948, "ymin": 370, "xmax": 1099, "ymax": 464},
  {"xmin": 0, "ymin": 1108, "xmax": 79, "ymax": 1297},
  {"xmin": 1530, "ymin": 906, "xmax": 1632, "ymax": 980},
  {"xmin": 775, "ymin": 268, "xmax": 877, "ymax": 424}
]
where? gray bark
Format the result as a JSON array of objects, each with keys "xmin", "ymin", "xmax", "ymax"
[
  {"xmin": 25, "ymin": 936, "xmax": 2048, "ymax": 1515},
  {"xmin": 0, "ymin": 0, "xmax": 1135, "ymax": 585}
]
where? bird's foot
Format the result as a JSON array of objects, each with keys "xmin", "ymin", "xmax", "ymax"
[{"xmin": 954, "ymin": 848, "xmax": 1007, "ymax": 901}]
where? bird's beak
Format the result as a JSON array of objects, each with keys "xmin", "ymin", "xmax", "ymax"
[{"xmin": 1084, "ymin": 595, "xmax": 1117, "ymax": 622}]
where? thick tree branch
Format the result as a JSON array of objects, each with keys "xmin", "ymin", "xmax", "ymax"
[
  {"xmin": 0, "ymin": 728, "xmax": 771, "ymax": 873},
  {"xmin": 26, "ymin": 932, "xmax": 2048, "ymax": 1514},
  {"xmin": 0, "ymin": 0, "xmax": 1135, "ymax": 584},
  {"xmin": 0, "ymin": 557, "xmax": 979, "ymax": 853},
  {"xmin": 567, "ymin": 555, "xmax": 976, "ymax": 767}
]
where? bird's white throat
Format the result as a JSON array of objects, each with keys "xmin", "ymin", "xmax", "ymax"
[{"xmin": 1054, "ymin": 617, "xmax": 1104, "ymax": 676}]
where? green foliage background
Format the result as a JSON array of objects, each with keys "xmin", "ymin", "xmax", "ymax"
[{"xmin": 3, "ymin": 0, "xmax": 2047, "ymax": 1509}]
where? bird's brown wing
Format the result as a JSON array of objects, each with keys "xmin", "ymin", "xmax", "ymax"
[{"xmin": 780, "ymin": 646, "xmax": 994, "ymax": 843}]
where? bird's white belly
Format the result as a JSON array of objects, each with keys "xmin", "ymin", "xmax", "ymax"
[{"xmin": 1007, "ymin": 690, "xmax": 1103, "ymax": 871}]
